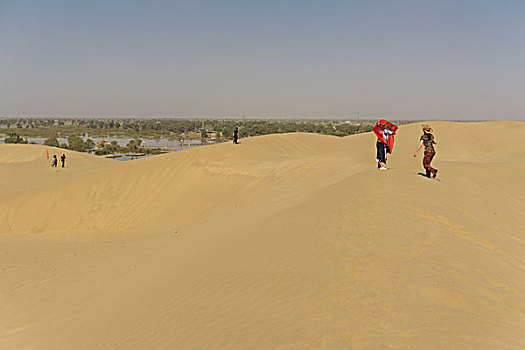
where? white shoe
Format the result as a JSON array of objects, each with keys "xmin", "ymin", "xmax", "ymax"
[{"xmin": 379, "ymin": 167, "xmax": 388, "ymax": 170}]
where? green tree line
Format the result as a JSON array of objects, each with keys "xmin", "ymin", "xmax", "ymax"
[{"xmin": 1, "ymin": 117, "xmax": 378, "ymax": 141}]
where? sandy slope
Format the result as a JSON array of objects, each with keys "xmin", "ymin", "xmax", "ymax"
[{"xmin": 1, "ymin": 121, "xmax": 524, "ymax": 349}]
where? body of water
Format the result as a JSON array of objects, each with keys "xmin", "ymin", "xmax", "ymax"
[
  {"xmin": 0, "ymin": 135, "xmax": 208, "ymax": 151},
  {"xmin": 0, "ymin": 135, "xmax": 216, "ymax": 160},
  {"xmin": 106, "ymin": 153, "xmax": 155, "ymax": 161}
]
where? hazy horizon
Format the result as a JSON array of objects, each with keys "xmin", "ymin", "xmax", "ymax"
[
  {"xmin": 1, "ymin": 1, "xmax": 524, "ymax": 120},
  {"xmin": 1, "ymin": 115, "xmax": 522, "ymax": 122}
]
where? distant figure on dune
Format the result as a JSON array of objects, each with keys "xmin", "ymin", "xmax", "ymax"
[
  {"xmin": 414, "ymin": 124, "xmax": 438, "ymax": 178},
  {"xmin": 373, "ymin": 119, "xmax": 398, "ymax": 170},
  {"xmin": 51, "ymin": 155, "xmax": 58, "ymax": 168},
  {"xmin": 61, "ymin": 154, "xmax": 66, "ymax": 168},
  {"xmin": 233, "ymin": 127, "xmax": 239, "ymax": 144}
]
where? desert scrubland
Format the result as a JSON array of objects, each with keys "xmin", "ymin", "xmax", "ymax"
[{"xmin": 1, "ymin": 121, "xmax": 524, "ymax": 349}]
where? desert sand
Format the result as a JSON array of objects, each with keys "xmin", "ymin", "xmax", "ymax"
[{"xmin": 1, "ymin": 121, "xmax": 524, "ymax": 349}]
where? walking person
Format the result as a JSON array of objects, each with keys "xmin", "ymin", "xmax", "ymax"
[
  {"xmin": 233, "ymin": 127, "xmax": 239, "ymax": 144},
  {"xmin": 51, "ymin": 155, "xmax": 58, "ymax": 168},
  {"xmin": 60, "ymin": 154, "xmax": 66, "ymax": 168},
  {"xmin": 373, "ymin": 119, "xmax": 398, "ymax": 170},
  {"xmin": 414, "ymin": 124, "xmax": 438, "ymax": 178}
]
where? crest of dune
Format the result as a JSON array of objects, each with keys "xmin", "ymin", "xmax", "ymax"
[{"xmin": 1, "ymin": 121, "xmax": 524, "ymax": 349}]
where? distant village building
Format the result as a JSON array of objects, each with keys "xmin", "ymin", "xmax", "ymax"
[
  {"xmin": 94, "ymin": 139, "xmax": 108, "ymax": 151},
  {"xmin": 186, "ymin": 131, "xmax": 199, "ymax": 139},
  {"xmin": 205, "ymin": 131, "xmax": 220, "ymax": 139}
]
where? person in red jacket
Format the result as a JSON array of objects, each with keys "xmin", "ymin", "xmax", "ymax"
[{"xmin": 373, "ymin": 119, "xmax": 398, "ymax": 170}]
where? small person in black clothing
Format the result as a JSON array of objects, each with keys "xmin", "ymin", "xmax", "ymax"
[
  {"xmin": 60, "ymin": 154, "xmax": 66, "ymax": 168},
  {"xmin": 51, "ymin": 155, "xmax": 58, "ymax": 168},
  {"xmin": 233, "ymin": 127, "xmax": 239, "ymax": 144}
]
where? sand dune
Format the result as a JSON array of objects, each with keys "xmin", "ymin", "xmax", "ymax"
[{"xmin": 1, "ymin": 121, "xmax": 524, "ymax": 349}]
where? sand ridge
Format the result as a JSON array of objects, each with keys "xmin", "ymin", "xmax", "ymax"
[{"xmin": 1, "ymin": 121, "xmax": 524, "ymax": 349}]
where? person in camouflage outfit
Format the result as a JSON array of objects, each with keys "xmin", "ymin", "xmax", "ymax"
[{"xmin": 414, "ymin": 124, "xmax": 438, "ymax": 178}]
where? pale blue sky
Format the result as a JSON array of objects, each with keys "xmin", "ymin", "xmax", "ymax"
[{"xmin": 1, "ymin": 0, "xmax": 524, "ymax": 119}]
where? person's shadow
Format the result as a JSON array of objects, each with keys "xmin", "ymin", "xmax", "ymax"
[{"xmin": 417, "ymin": 172, "xmax": 430, "ymax": 178}]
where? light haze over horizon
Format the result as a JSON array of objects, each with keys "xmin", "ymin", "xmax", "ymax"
[{"xmin": 1, "ymin": 0, "xmax": 524, "ymax": 120}]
